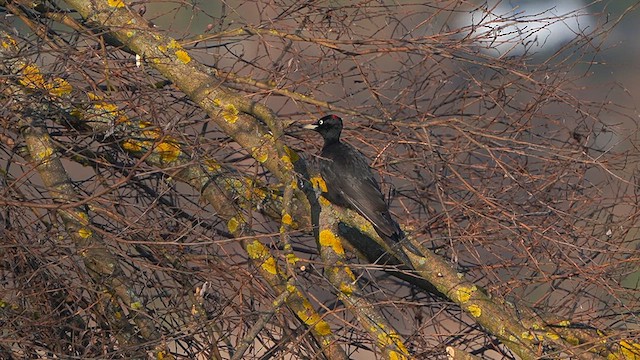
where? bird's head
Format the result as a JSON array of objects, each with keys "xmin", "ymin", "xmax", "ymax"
[{"xmin": 303, "ymin": 115, "xmax": 343, "ymax": 144}]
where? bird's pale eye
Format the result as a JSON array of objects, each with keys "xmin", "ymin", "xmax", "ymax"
[{"xmin": 318, "ymin": 120, "xmax": 324, "ymax": 125}]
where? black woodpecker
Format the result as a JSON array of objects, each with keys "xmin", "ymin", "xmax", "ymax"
[{"xmin": 304, "ymin": 115, "xmax": 422, "ymax": 261}]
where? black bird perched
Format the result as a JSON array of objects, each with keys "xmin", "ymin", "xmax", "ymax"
[{"xmin": 304, "ymin": 115, "xmax": 422, "ymax": 261}]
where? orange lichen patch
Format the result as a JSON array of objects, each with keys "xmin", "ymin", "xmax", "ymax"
[
  {"xmin": 342, "ymin": 266, "xmax": 356, "ymax": 281},
  {"xmin": 122, "ymin": 139, "xmax": 144, "ymax": 152},
  {"xmin": 314, "ymin": 321, "xmax": 331, "ymax": 336},
  {"xmin": 93, "ymin": 102, "xmax": 121, "ymax": 119},
  {"xmin": 204, "ymin": 159, "xmax": 222, "ymax": 172},
  {"xmin": 49, "ymin": 78, "xmax": 72, "ymax": 96},
  {"xmin": 167, "ymin": 39, "xmax": 181, "ymax": 49},
  {"xmin": 175, "ymin": 50, "xmax": 191, "ymax": 64},
  {"xmin": 280, "ymin": 154, "xmax": 293, "ymax": 171},
  {"xmin": 251, "ymin": 146, "xmax": 268, "ymax": 163},
  {"xmin": 281, "ymin": 213, "xmax": 293, "ymax": 226},
  {"xmin": 121, "ymin": 124, "xmax": 181, "ymax": 161},
  {"xmin": 389, "ymin": 351, "xmax": 409, "ymax": 360},
  {"xmin": 33, "ymin": 147, "xmax": 54, "ymax": 161},
  {"xmin": 107, "ymin": 0, "xmax": 125, "ymax": 7},
  {"xmin": 121, "ymin": 110, "xmax": 135, "ymax": 123},
  {"xmin": 339, "ymin": 282, "xmax": 354, "ymax": 296},
  {"xmin": 139, "ymin": 121, "xmax": 153, "ymax": 129},
  {"xmin": 616, "ymin": 340, "xmax": 640, "ymax": 360},
  {"xmin": 76, "ymin": 211, "xmax": 89, "ymax": 223},
  {"xmin": 244, "ymin": 179, "xmax": 268, "ymax": 200},
  {"xmin": 286, "ymin": 283, "xmax": 296, "ymax": 294},
  {"xmin": 18, "ymin": 64, "xmax": 47, "ymax": 89},
  {"xmin": 94, "ymin": 101, "xmax": 118, "ymax": 113},
  {"xmin": 318, "ymin": 196, "xmax": 331, "ymax": 206},
  {"xmin": 156, "ymin": 350, "xmax": 174, "ymax": 360},
  {"xmin": 246, "ymin": 240, "xmax": 279, "ymax": 275},
  {"xmin": 86, "ymin": 93, "xmax": 130, "ymax": 123},
  {"xmin": 211, "ymin": 98, "xmax": 238, "ymax": 123},
  {"xmin": 87, "ymin": 92, "xmax": 102, "ymax": 101},
  {"xmin": 14, "ymin": 61, "xmax": 71, "ymax": 96},
  {"xmin": 141, "ymin": 128, "xmax": 162, "ymax": 138},
  {"xmin": 1, "ymin": 35, "xmax": 18, "ymax": 49},
  {"xmin": 319, "ymin": 230, "xmax": 345, "ymax": 255},
  {"xmin": 156, "ymin": 140, "xmax": 181, "ymax": 162},
  {"xmin": 311, "ymin": 176, "xmax": 328, "ymax": 193},
  {"xmin": 285, "ymin": 253, "xmax": 299, "ymax": 265},
  {"xmin": 296, "ymin": 302, "xmax": 332, "ymax": 336},
  {"xmin": 376, "ymin": 328, "xmax": 409, "ymax": 355}
]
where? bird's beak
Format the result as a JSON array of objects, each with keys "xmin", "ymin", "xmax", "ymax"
[{"xmin": 302, "ymin": 124, "xmax": 318, "ymax": 130}]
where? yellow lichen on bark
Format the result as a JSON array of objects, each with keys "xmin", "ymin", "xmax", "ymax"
[
  {"xmin": 311, "ymin": 176, "xmax": 328, "ymax": 192},
  {"xmin": 246, "ymin": 240, "xmax": 268, "ymax": 259},
  {"xmin": 227, "ymin": 217, "xmax": 240, "ymax": 233},
  {"xmin": 281, "ymin": 213, "xmax": 293, "ymax": 226},
  {"xmin": 296, "ymin": 301, "xmax": 332, "ymax": 336},
  {"xmin": 78, "ymin": 228, "xmax": 93, "ymax": 238},
  {"xmin": 156, "ymin": 140, "xmax": 181, "ymax": 162},
  {"xmin": 175, "ymin": 50, "xmax": 191, "ymax": 64},
  {"xmin": 251, "ymin": 146, "xmax": 268, "ymax": 163},
  {"xmin": 456, "ymin": 286, "xmax": 476, "ymax": 303},
  {"xmin": 319, "ymin": 230, "xmax": 345, "ymax": 255},
  {"xmin": 18, "ymin": 64, "xmax": 46, "ymax": 89},
  {"xmin": 467, "ymin": 304, "xmax": 482, "ymax": 317},
  {"xmin": 261, "ymin": 257, "xmax": 277, "ymax": 275},
  {"xmin": 107, "ymin": 0, "xmax": 125, "ymax": 7}
]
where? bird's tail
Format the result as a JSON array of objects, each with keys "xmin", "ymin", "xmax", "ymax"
[{"xmin": 391, "ymin": 230, "xmax": 423, "ymax": 257}]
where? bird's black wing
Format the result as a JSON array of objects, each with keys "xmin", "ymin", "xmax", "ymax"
[{"xmin": 320, "ymin": 143, "xmax": 401, "ymax": 239}]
